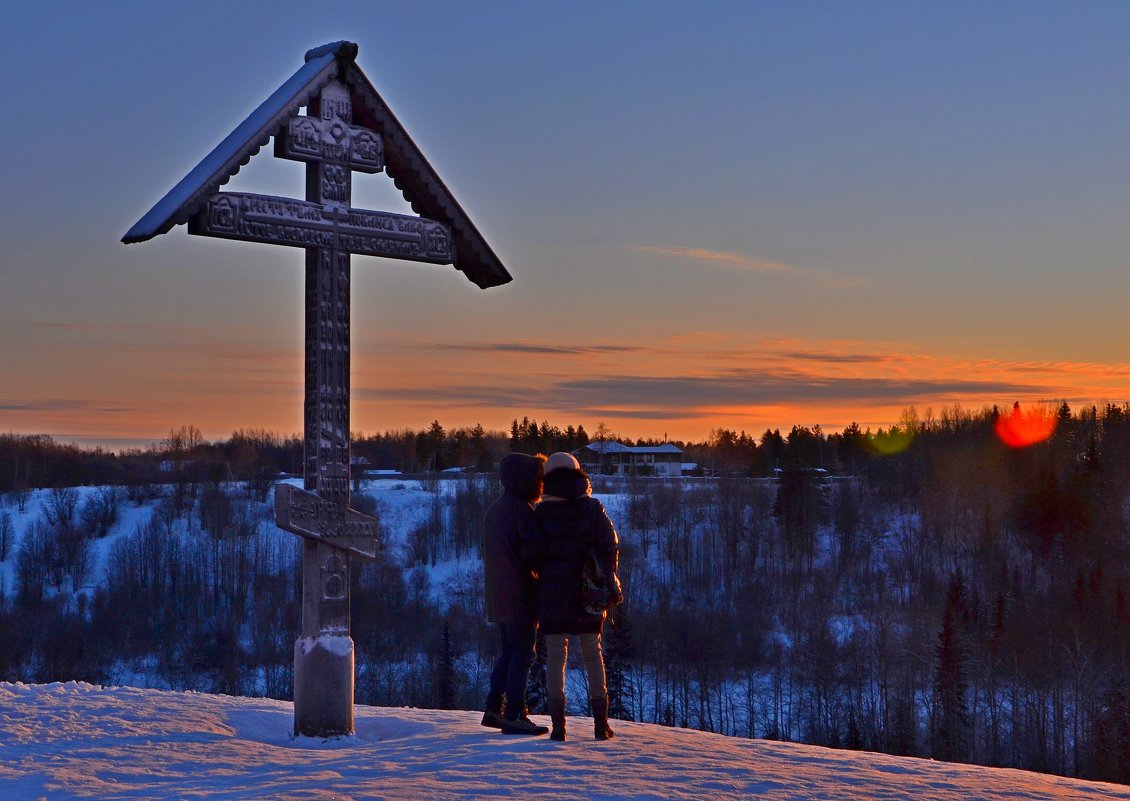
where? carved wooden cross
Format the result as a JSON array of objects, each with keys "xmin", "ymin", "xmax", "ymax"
[
  {"xmin": 188, "ymin": 81, "xmax": 412, "ymax": 579},
  {"xmin": 123, "ymin": 41, "xmax": 512, "ymax": 739},
  {"xmin": 192, "ymin": 79, "xmax": 452, "ymax": 735}
]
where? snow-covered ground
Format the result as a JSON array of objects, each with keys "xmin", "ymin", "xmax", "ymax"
[{"xmin": 2, "ymin": 682, "xmax": 1126, "ymax": 801}]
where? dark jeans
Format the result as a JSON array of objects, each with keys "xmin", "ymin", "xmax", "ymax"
[{"xmin": 488, "ymin": 623, "xmax": 537, "ymax": 718}]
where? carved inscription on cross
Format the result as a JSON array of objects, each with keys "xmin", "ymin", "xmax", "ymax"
[
  {"xmin": 277, "ymin": 104, "xmax": 384, "ymax": 175},
  {"xmin": 192, "ymin": 193, "xmax": 452, "ymax": 262},
  {"xmin": 275, "ymin": 483, "xmax": 378, "ymax": 560}
]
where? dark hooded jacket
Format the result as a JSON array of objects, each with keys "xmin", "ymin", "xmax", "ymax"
[
  {"xmin": 523, "ymin": 467, "xmax": 621, "ymax": 635},
  {"xmin": 482, "ymin": 453, "xmax": 544, "ymax": 625}
]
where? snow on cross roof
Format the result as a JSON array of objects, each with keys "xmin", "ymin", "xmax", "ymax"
[
  {"xmin": 121, "ymin": 43, "xmax": 339, "ymax": 247},
  {"xmin": 122, "ymin": 40, "xmax": 511, "ymax": 290}
]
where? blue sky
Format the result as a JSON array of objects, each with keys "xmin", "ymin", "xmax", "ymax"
[{"xmin": 4, "ymin": 2, "xmax": 1130, "ymax": 448}]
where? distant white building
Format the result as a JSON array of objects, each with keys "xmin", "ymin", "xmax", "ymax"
[{"xmin": 576, "ymin": 441, "xmax": 686, "ymax": 477}]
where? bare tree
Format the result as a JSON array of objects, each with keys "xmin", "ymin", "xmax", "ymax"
[
  {"xmin": 0, "ymin": 511, "xmax": 12, "ymax": 561},
  {"xmin": 13, "ymin": 481, "xmax": 31, "ymax": 514},
  {"xmin": 79, "ymin": 487, "xmax": 120, "ymax": 538},
  {"xmin": 44, "ymin": 487, "xmax": 79, "ymax": 530},
  {"xmin": 164, "ymin": 424, "xmax": 203, "ymax": 456},
  {"xmin": 15, "ymin": 519, "xmax": 50, "ymax": 602}
]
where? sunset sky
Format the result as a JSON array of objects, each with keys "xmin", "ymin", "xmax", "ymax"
[{"xmin": 5, "ymin": 2, "xmax": 1130, "ymax": 450}]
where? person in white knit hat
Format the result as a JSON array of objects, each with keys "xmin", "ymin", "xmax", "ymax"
[{"xmin": 522, "ymin": 451, "xmax": 623, "ymax": 741}]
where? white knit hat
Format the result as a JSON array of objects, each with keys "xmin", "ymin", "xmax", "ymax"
[{"xmin": 544, "ymin": 451, "xmax": 580, "ymax": 473}]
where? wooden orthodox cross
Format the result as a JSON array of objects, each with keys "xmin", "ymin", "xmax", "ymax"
[{"xmin": 123, "ymin": 41, "xmax": 511, "ymax": 737}]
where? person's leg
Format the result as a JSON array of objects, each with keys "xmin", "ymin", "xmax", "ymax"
[
  {"xmin": 482, "ymin": 624, "xmax": 511, "ymax": 727},
  {"xmin": 578, "ymin": 632, "xmax": 607, "ymax": 698},
  {"xmin": 545, "ymin": 634, "xmax": 568, "ymax": 740},
  {"xmin": 503, "ymin": 624, "xmax": 537, "ymax": 718},
  {"xmin": 580, "ymin": 632, "xmax": 613, "ymax": 740},
  {"xmin": 544, "ymin": 634, "xmax": 568, "ymax": 704},
  {"xmin": 499, "ymin": 624, "xmax": 547, "ymax": 735}
]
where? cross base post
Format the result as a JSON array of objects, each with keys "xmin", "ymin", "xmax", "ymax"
[{"xmin": 293, "ymin": 634, "xmax": 355, "ymax": 737}]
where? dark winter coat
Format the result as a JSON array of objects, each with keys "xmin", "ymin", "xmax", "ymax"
[
  {"xmin": 482, "ymin": 453, "xmax": 544, "ymax": 625},
  {"xmin": 523, "ymin": 467, "xmax": 621, "ymax": 635}
]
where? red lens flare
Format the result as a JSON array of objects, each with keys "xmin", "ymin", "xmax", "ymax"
[{"xmin": 994, "ymin": 403, "xmax": 1057, "ymax": 448}]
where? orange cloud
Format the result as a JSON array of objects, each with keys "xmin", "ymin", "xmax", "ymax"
[
  {"xmin": 9, "ymin": 326, "xmax": 1130, "ymax": 448},
  {"xmin": 625, "ymin": 245, "xmax": 799, "ymax": 274}
]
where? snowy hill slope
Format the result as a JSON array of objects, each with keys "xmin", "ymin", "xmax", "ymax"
[{"xmin": 2, "ymin": 682, "xmax": 1127, "ymax": 801}]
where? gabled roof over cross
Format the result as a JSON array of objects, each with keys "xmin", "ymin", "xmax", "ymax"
[{"xmin": 122, "ymin": 40, "xmax": 511, "ymax": 289}]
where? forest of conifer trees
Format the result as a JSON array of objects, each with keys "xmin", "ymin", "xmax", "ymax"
[{"xmin": 2, "ymin": 403, "xmax": 1130, "ymax": 783}]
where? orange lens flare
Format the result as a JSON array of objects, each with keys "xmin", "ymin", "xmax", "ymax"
[{"xmin": 994, "ymin": 403, "xmax": 1057, "ymax": 448}]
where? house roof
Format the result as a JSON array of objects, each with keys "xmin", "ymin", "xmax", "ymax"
[
  {"xmin": 122, "ymin": 41, "xmax": 511, "ymax": 290},
  {"xmin": 581, "ymin": 441, "xmax": 630, "ymax": 454},
  {"xmin": 581, "ymin": 442, "xmax": 684, "ymax": 455}
]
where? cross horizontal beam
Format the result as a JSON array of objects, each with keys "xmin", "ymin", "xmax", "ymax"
[
  {"xmin": 275, "ymin": 115, "xmax": 384, "ymax": 173},
  {"xmin": 188, "ymin": 191, "xmax": 454, "ymax": 264},
  {"xmin": 275, "ymin": 483, "xmax": 379, "ymax": 560}
]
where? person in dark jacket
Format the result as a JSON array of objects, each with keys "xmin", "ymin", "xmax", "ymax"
[
  {"xmin": 523, "ymin": 451, "xmax": 622, "ymax": 741},
  {"xmin": 481, "ymin": 452, "xmax": 549, "ymax": 735}
]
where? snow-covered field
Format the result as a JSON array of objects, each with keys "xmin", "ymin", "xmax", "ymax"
[{"xmin": 2, "ymin": 681, "xmax": 1126, "ymax": 801}]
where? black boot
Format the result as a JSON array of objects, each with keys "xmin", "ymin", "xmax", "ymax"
[
  {"xmin": 590, "ymin": 695, "xmax": 614, "ymax": 740},
  {"xmin": 548, "ymin": 696, "xmax": 566, "ymax": 741},
  {"xmin": 500, "ymin": 708, "xmax": 549, "ymax": 736},
  {"xmin": 480, "ymin": 694, "xmax": 504, "ymax": 729}
]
